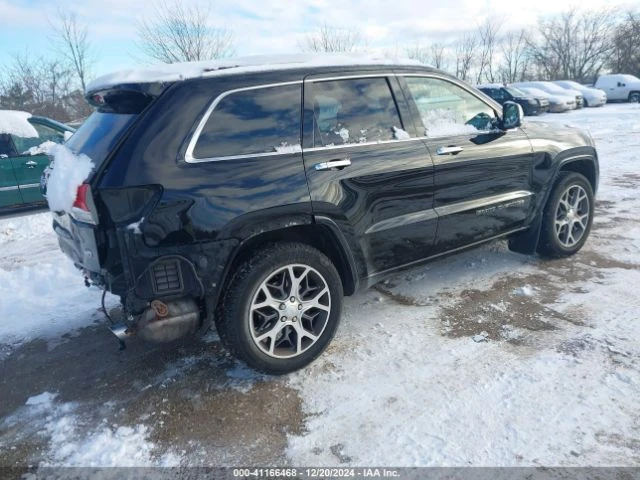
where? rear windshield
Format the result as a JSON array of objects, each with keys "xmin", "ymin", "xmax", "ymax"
[{"xmin": 66, "ymin": 112, "xmax": 136, "ymax": 168}]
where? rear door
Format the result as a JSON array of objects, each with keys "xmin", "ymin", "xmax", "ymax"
[
  {"xmin": 0, "ymin": 134, "xmax": 23, "ymax": 208},
  {"xmin": 302, "ymin": 72, "xmax": 437, "ymax": 277},
  {"xmin": 399, "ymin": 74, "xmax": 535, "ymax": 253},
  {"xmin": 11, "ymin": 119, "xmax": 67, "ymax": 203}
]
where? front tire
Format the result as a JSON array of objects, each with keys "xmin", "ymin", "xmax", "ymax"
[
  {"xmin": 537, "ymin": 172, "xmax": 594, "ymax": 258},
  {"xmin": 216, "ymin": 242, "xmax": 343, "ymax": 374},
  {"xmin": 629, "ymin": 92, "xmax": 640, "ymax": 103}
]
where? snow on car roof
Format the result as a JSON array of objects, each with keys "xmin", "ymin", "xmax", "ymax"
[
  {"xmin": 87, "ymin": 53, "xmax": 426, "ymax": 93},
  {"xmin": 475, "ymin": 83, "xmax": 508, "ymax": 89},
  {"xmin": 0, "ymin": 110, "xmax": 38, "ymax": 138}
]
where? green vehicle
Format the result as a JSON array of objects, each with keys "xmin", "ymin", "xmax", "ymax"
[{"xmin": 0, "ymin": 110, "xmax": 75, "ymax": 217}]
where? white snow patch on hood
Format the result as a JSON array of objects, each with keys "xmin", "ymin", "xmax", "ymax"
[
  {"xmin": 0, "ymin": 110, "xmax": 38, "ymax": 137},
  {"xmin": 45, "ymin": 144, "xmax": 94, "ymax": 213}
]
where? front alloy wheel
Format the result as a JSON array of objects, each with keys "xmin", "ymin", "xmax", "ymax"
[
  {"xmin": 554, "ymin": 185, "xmax": 590, "ymax": 248},
  {"xmin": 538, "ymin": 172, "xmax": 594, "ymax": 258}
]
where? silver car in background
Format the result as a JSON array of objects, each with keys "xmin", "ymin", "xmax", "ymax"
[
  {"xmin": 515, "ymin": 81, "xmax": 583, "ymax": 109},
  {"xmin": 515, "ymin": 86, "xmax": 575, "ymax": 113},
  {"xmin": 553, "ymin": 80, "xmax": 607, "ymax": 107}
]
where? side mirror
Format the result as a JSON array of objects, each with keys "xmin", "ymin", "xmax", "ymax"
[{"xmin": 502, "ymin": 101, "xmax": 523, "ymax": 129}]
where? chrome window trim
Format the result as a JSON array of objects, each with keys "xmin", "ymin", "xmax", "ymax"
[
  {"xmin": 0, "ymin": 185, "xmax": 19, "ymax": 192},
  {"xmin": 184, "ymin": 80, "xmax": 303, "ymax": 164},
  {"xmin": 19, "ymin": 183, "xmax": 41, "ymax": 189},
  {"xmin": 306, "ymin": 73, "xmax": 396, "ymax": 83},
  {"xmin": 304, "ymin": 136, "xmax": 426, "ymax": 153}
]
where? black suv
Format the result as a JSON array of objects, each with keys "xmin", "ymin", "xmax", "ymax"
[
  {"xmin": 46, "ymin": 56, "xmax": 598, "ymax": 374},
  {"xmin": 476, "ymin": 84, "xmax": 545, "ymax": 116}
]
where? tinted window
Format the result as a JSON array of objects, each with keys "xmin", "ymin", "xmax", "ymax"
[
  {"xmin": 193, "ymin": 84, "xmax": 301, "ymax": 159},
  {"xmin": 310, "ymin": 78, "xmax": 404, "ymax": 148},
  {"xmin": 66, "ymin": 112, "xmax": 137, "ymax": 168},
  {"xmin": 405, "ymin": 77, "xmax": 496, "ymax": 137}
]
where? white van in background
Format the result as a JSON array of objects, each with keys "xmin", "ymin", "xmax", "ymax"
[{"xmin": 594, "ymin": 74, "xmax": 640, "ymax": 102}]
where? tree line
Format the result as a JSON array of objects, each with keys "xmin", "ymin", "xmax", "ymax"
[{"xmin": 1, "ymin": 2, "xmax": 638, "ymax": 123}]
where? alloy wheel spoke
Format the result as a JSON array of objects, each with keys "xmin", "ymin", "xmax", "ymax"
[{"xmin": 302, "ymin": 287, "xmax": 330, "ymax": 313}]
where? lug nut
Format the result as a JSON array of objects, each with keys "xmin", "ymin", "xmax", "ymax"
[
  {"xmin": 290, "ymin": 297, "xmax": 295, "ymax": 302},
  {"xmin": 280, "ymin": 316, "xmax": 287, "ymax": 322},
  {"xmin": 279, "ymin": 304, "xmax": 286, "ymax": 310},
  {"xmin": 292, "ymin": 317, "xmax": 297, "ymax": 322},
  {"xmin": 298, "ymin": 304, "xmax": 303, "ymax": 310}
]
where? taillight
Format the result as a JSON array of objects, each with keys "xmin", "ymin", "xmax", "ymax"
[
  {"xmin": 73, "ymin": 184, "xmax": 91, "ymax": 211},
  {"xmin": 70, "ymin": 183, "xmax": 98, "ymax": 225}
]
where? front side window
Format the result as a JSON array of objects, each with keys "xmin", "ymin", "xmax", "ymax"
[
  {"xmin": 405, "ymin": 77, "xmax": 497, "ymax": 138},
  {"xmin": 310, "ymin": 78, "xmax": 406, "ymax": 148},
  {"xmin": 193, "ymin": 84, "xmax": 301, "ymax": 159}
]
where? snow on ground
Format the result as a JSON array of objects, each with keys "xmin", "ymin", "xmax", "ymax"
[
  {"xmin": 285, "ymin": 104, "xmax": 640, "ymax": 466},
  {"xmin": 0, "ymin": 212, "xmax": 110, "ymax": 346},
  {"xmin": 5, "ymin": 391, "xmax": 180, "ymax": 467},
  {"xmin": 0, "ymin": 103, "xmax": 639, "ymax": 468}
]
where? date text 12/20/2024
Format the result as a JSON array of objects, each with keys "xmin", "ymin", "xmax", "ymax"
[{"xmin": 232, "ymin": 468, "xmax": 400, "ymax": 478}]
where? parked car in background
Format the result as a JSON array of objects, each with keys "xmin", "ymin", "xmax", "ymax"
[
  {"xmin": 43, "ymin": 54, "xmax": 599, "ymax": 374},
  {"xmin": 0, "ymin": 110, "xmax": 75, "ymax": 216},
  {"xmin": 516, "ymin": 86, "xmax": 574, "ymax": 112},
  {"xmin": 594, "ymin": 74, "xmax": 640, "ymax": 103},
  {"xmin": 515, "ymin": 81, "xmax": 583, "ymax": 109},
  {"xmin": 553, "ymin": 80, "xmax": 607, "ymax": 107},
  {"xmin": 476, "ymin": 84, "xmax": 543, "ymax": 116}
]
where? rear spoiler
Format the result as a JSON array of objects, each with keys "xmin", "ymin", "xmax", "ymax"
[{"xmin": 86, "ymin": 83, "xmax": 168, "ymax": 114}]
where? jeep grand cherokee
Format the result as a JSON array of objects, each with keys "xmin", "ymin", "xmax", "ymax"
[{"xmin": 44, "ymin": 55, "xmax": 598, "ymax": 374}]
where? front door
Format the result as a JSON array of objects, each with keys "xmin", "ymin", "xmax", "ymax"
[
  {"xmin": 302, "ymin": 74, "xmax": 437, "ymax": 277},
  {"xmin": 399, "ymin": 75, "xmax": 535, "ymax": 253}
]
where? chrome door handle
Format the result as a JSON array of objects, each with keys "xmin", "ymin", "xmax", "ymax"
[
  {"xmin": 25, "ymin": 160, "xmax": 37, "ymax": 168},
  {"xmin": 436, "ymin": 146, "xmax": 464, "ymax": 155},
  {"xmin": 314, "ymin": 158, "xmax": 351, "ymax": 171}
]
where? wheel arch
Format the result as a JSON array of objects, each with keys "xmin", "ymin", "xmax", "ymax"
[{"xmin": 219, "ymin": 221, "xmax": 361, "ymax": 305}]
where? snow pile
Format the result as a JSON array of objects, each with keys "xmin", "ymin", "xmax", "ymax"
[
  {"xmin": 24, "ymin": 140, "xmax": 57, "ymax": 156},
  {"xmin": 513, "ymin": 285, "xmax": 535, "ymax": 297},
  {"xmin": 336, "ymin": 128, "xmax": 349, "ymax": 142},
  {"xmin": 393, "ymin": 126, "xmax": 411, "ymax": 140},
  {"xmin": 45, "ymin": 144, "xmax": 94, "ymax": 213},
  {"xmin": 26, "ymin": 391, "xmax": 58, "ymax": 406},
  {"xmin": 274, "ymin": 143, "xmax": 302, "ymax": 154},
  {"xmin": 0, "ymin": 110, "xmax": 38, "ymax": 137},
  {"xmin": 21, "ymin": 392, "xmax": 180, "ymax": 467},
  {"xmin": 422, "ymin": 109, "xmax": 481, "ymax": 137}
]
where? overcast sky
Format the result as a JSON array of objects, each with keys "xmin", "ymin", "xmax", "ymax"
[{"xmin": 0, "ymin": 0, "xmax": 637, "ymax": 79}]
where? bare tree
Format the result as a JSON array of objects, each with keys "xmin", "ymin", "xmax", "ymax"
[
  {"xmin": 1, "ymin": 50, "xmax": 74, "ymax": 121},
  {"xmin": 406, "ymin": 42, "xmax": 449, "ymax": 71},
  {"xmin": 50, "ymin": 11, "xmax": 93, "ymax": 91},
  {"xmin": 476, "ymin": 18, "xmax": 503, "ymax": 83},
  {"xmin": 302, "ymin": 23, "xmax": 364, "ymax": 53},
  {"xmin": 137, "ymin": 0, "xmax": 234, "ymax": 63},
  {"xmin": 499, "ymin": 29, "xmax": 531, "ymax": 82},
  {"xmin": 609, "ymin": 11, "xmax": 640, "ymax": 76},
  {"xmin": 454, "ymin": 33, "xmax": 478, "ymax": 82},
  {"xmin": 528, "ymin": 8, "xmax": 616, "ymax": 82}
]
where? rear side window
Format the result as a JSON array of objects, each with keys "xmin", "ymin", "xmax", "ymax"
[
  {"xmin": 193, "ymin": 84, "xmax": 301, "ymax": 159},
  {"xmin": 66, "ymin": 112, "xmax": 137, "ymax": 167},
  {"xmin": 310, "ymin": 78, "xmax": 404, "ymax": 148}
]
